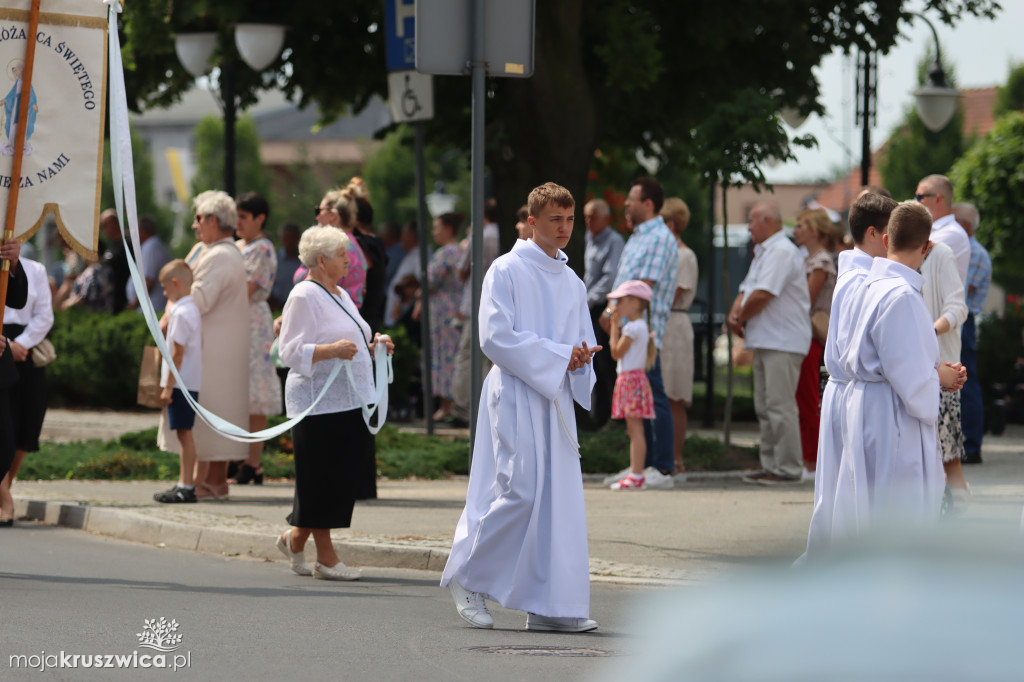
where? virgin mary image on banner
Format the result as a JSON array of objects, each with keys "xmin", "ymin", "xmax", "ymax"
[{"xmin": 3, "ymin": 58, "xmax": 38, "ymax": 156}]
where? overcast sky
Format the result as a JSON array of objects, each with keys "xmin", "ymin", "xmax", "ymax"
[{"xmin": 765, "ymin": 3, "xmax": 1024, "ymax": 184}]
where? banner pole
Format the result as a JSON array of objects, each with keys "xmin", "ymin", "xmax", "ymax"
[{"xmin": 0, "ymin": 0, "xmax": 42, "ymax": 328}]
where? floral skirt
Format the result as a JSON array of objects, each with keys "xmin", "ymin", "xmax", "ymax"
[
  {"xmin": 612, "ymin": 369, "xmax": 655, "ymax": 419},
  {"xmin": 938, "ymin": 389, "xmax": 965, "ymax": 463}
]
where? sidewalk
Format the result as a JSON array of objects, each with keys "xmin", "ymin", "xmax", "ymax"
[{"xmin": 14, "ymin": 409, "xmax": 1024, "ymax": 584}]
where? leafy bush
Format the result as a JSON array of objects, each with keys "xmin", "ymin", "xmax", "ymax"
[
  {"xmin": 977, "ymin": 306, "xmax": 1024, "ymax": 410},
  {"xmin": 47, "ymin": 308, "xmax": 153, "ymax": 408}
]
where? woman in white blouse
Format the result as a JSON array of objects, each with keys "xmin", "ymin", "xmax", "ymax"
[
  {"xmin": 275, "ymin": 226, "xmax": 394, "ymax": 580},
  {"xmin": 920, "ymin": 239, "xmax": 970, "ymax": 510},
  {"xmin": 0, "ymin": 257, "xmax": 53, "ymax": 525}
]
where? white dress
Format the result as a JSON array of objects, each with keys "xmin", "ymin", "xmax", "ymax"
[
  {"xmin": 802, "ymin": 248, "xmax": 873, "ymax": 558},
  {"xmin": 441, "ymin": 239, "xmax": 597, "ymax": 618},
  {"xmin": 832, "ymin": 258, "xmax": 944, "ymax": 538}
]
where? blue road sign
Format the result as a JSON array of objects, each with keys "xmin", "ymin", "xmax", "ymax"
[{"xmin": 384, "ymin": 0, "xmax": 416, "ymax": 71}]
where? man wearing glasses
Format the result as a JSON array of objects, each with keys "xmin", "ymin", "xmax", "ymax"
[{"xmin": 915, "ymin": 174, "xmax": 970, "ymax": 285}]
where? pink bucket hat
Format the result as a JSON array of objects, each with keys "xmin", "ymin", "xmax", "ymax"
[{"xmin": 606, "ymin": 280, "xmax": 652, "ymax": 302}]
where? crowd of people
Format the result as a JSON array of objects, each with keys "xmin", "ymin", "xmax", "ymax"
[{"xmin": 0, "ymin": 168, "xmax": 997, "ymax": 633}]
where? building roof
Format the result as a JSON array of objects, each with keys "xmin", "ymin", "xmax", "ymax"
[{"xmin": 815, "ymin": 86, "xmax": 1002, "ymax": 212}]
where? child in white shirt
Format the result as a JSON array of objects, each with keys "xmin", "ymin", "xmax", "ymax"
[
  {"xmin": 153, "ymin": 260, "xmax": 202, "ymax": 504},
  {"xmin": 607, "ymin": 280, "xmax": 656, "ymax": 490}
]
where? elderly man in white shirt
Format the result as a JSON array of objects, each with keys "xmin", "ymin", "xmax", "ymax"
[
  {"xmin": 915, "ymin": 174, "xmax": 969, "ymax": 284},
  {"xmin": 729, "ymin": 202, "xmax": 811, "ymax": 484}
]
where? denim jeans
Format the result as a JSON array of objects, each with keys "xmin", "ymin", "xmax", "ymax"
[
  {"xmin": 643, "ymin": 354, "xmax": 675, "ymax": 473},
  {"xmin": 961, "ymin": 314, "xmax": 984, "ymax": 456}
]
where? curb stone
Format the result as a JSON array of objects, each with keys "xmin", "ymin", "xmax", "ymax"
[{"xmin": 13, "ymin": 498, "xmax": 449, "ymax": 572}]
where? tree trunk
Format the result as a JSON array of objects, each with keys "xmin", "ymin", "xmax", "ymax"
[{"xmin": 487, "ymin": 0, "xmax": 596, "ymax": 275}]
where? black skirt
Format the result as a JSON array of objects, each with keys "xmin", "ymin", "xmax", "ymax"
[
  {"xmin": 286, "ymin": 408, "xmax": 376, "ymax": 529},
  {"xmin": 2, "ymin": 323, "xmax": 47, "ymax": 452}
]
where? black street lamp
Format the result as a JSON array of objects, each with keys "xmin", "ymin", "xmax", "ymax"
[{"xmin": 173, "ymin": 24, "xmax": 286, "ymax": 197}]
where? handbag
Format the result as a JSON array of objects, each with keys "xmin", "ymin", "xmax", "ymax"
[
  {"xmin": 811, "ymin": 310, "xmax": 829, "ymax": 346},
  {"xmin": 136, "ymin": 346, "xmax": 164, "ymax": 409},
  {"xmin": 30, "ymin": 338, "xmax": 57, "ymax": 367}
]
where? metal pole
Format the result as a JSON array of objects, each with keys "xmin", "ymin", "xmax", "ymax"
[
  {"xmin": 859, "ymin": 50, "xmax": 872, "ymax": 188},
  {"xmin": 703, "ymin": 179, "xmax": 716, "ymax": 428},
  {"xmin": 223, "ymin": 48, "xmax": 237, "ymax": 197},
  {"xmin": 468, "ymin": 0, "xmax": 485, "ymax": 461},
  {"xmin": 415, "ymin": 122, "xmax": 434, "ymax": 435}
]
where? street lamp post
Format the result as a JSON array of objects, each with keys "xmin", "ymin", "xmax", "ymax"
[
  {"xmin": 855, "ymin": 13, "xmax": 961, "ymax": 187},
  {"xmin": 173, "ymin": 24, "xmax": 286, "ymax": 196}
]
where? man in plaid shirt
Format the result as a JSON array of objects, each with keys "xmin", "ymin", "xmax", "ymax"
[
  {"xmin": 602, "ymin": 177, "xmax": 678, "ymax": 488},
  {"xmin": 955, "ymin": 202, "xmax": 991, "ymax": 465}
]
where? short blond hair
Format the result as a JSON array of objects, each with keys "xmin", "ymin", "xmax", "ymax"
[
  {"xmin": 298, "ymin": 225, "xmax": 350, "ymax": 267},
  {"xmin": 193, "ymin": 190, "xmax": 236, "ymax": 232},
  {"xmin": 889, "ymin": 202, "xmax": 933, "ymax": 252},
  {"xmin": 528, "ymin": 182, "xmax": 575, "ymax": 217},
  {"xmin": 797, "ymin": 207, "xmax": 836, "ymax": 251},
  {"xmin": 661, "ymin": 197, "xmax": 691, "ymax": 233},
  {"xmin": 159, "ymin": 259, "xmax": 193, "ymax": 287}
]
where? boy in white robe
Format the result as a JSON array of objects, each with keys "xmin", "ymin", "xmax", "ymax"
[
  {"xmin": 832, "ymin": 202, "xmax": 964, "ymax": 540},
  {"xmin": 802, "ymin": 192, "xmax": 896, "ymax": 558},
  {"xmin": 441, "ymin": 183, "xmax": 602, "ymax": 633}
]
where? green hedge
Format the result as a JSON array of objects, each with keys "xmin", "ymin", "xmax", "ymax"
[
  {"xmin": 47, "ymin": 309, "xmax": 153, "ymax": 408},
  {"xmin": 977, "ymin": 306, "xmax": 1024, "ymax": 409}
]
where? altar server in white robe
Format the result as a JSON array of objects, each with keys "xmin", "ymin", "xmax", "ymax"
[
  {"xmin": 442, "ymin": 183, "xmax": 601, "ymax": 633},
  {"xmin": 832, "ymin": 202, "xmax": 964, "ymax": 540},
  {"xmin": 802, "ymin": 192, "xmax": 896, "ymax": 559}
]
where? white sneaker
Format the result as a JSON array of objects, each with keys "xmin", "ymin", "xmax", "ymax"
[
  {"xmin": 801, "ymin": 467, "xmax": 816, "ymax": 482},
  {"xmin": 313, "ymin": 560, "xmax": 361, "ymax": 581},
  {"xmin": 602, "ymin": 466, "xmax": 632, "ymax": 486},
  {"xmin": 643, "ymin": 467, "xmax": 675, "ymax": 490},
  {"xmin": 526, "ymin": 613, "xmax": 599, "ymax": 632},
  {"xmin": 449, "ymin": 579, "xmax": 494, "ymax": 629}
]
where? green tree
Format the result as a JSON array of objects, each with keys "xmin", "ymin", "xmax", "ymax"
[
  {"xmin": 951, "ymin": 112, "xmax": 1024, "ymax": 286},
  {"xmin": 879, "ymin": 52, "xmax": 965, "ymax": 200},
  {"xmin": 117, "ymin": 1, "xmax": 1000, "ymax": 269},
  {"xmin": 101, "ymin": 129, "xmax": 175, "ymax": 243},
  {"xmin": 360, "ymin": 125, "xmax": 472, "ymax": 234},
  {"xmin": 994, "ymin": 62, "xmax": 1024, "ymax": 117},
  {"xmin": 190, "ymin": 114, "xmax": 270, "ymax": 198}
]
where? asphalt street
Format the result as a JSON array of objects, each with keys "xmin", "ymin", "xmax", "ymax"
[{"xmin": 1, "ymin": 525, "xmax": 651, "ymax": 681}]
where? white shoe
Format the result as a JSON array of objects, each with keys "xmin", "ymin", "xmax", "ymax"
[
  {"xmin": 313, "ymin": 560, "xmax": 361, "ymax": 581},
  {"xmin": 602, "ymin": 466, "xmax": 632, "ymax": 486},
  {"xmin": 801, "ymin": 467, "xmax": 816, "ymax": 482},
  {"xmin": 643, "ymin": 467, "xmax": 675, "ymax": 490},
  {"xmin": 449, "ymin": 579, "xmax": 494, "ymax": 629},
  {"xmin": 525, "ymin": 613, "xmax": 599, "ymax": 632},
  {"xmin": 276, "ymin": 530, "xmax": 313, "ymax": 576}
]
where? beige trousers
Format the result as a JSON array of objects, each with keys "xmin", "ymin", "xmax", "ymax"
[{"xmin": 753, "ymin": 348, "xmax": 804, "ymax": 478}]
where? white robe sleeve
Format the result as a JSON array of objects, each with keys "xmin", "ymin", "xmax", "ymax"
[
  {"xmin": 278, "ymin": 291, "xmax": 318, "ymax": 378},
  {"xmin": 12, "ymin": 264, "xmax": 53, "ymax": 348},
  {"xmin": 479, "ymin": 265, "xmax": 574, "ymax": 401},
  {"xmin": 568, "ymin": 298, "xmax": 597, "ymax": 409},
  {"xmin": 872, "ymin": 293, "xmax": 941, "ymax": 424}
]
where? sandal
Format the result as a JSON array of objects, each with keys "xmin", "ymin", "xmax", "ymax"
[
  {"xmin": 195, "ymin": 482, "xmax": 230, "ymax": 501},
  {"xmin": 229, "ymin": 463, "xmax": 264, "ymax": 485}
]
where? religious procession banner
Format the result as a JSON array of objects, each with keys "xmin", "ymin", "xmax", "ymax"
[{"xmin": 0, "ymin": 0, "xmax": 106, "ymax": 258}]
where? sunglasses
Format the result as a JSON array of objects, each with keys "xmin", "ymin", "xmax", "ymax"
[
  {"xmin": 314, "ymin": 205, "xmax": 334, "ymax": 218},
  {"xmin": 914, "ymin": 193, "xmax": 936, "ymax": 201}
]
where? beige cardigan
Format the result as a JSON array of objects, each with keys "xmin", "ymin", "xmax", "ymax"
[{"xmin": 919, "ymin": 241, "xmax": 968, "ymax": 364}]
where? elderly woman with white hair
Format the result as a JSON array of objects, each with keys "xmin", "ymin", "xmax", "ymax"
[
  {"xmin": 275, "ymin": 225, "xmax": 394, "ymax": 580},
  {"xmin": 157, "ymin": 190, "xmax": 249, "ymax": 500}
]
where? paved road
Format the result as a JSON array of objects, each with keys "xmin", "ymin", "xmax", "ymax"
[{"xmin": 1, "ymin": 525, "xmax": 648, "ymax": 681}]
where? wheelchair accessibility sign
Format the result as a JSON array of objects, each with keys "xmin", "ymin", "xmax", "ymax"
[{"xmin": 387, "ymin": 70, "xmax": 433, "ymax": 123}]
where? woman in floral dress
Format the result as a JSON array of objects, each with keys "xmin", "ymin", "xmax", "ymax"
[
  {"xmin": 233, "ymin": 192, "xmax": 283, "ymax": 484},
  {"xmin": 428, "ymin": 212, "xmax": 465, "ymax": 421}
]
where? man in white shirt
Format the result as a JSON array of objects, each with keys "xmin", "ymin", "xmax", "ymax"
[
  {"xmin": 729, "ymin": 203, "xmax": 811, "ymax": 484},
  {"xmin": 448, "ymin": 199, "xmax": 500, "ymax": 426},
  {"xmin": 916, "ymin": 174, "xmax": 969, "ymax": 284}
]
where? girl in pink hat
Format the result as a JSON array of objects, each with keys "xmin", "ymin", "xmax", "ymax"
[{"xmin": 607, "ymin": 280, "xmax": 657, "ymax": 490}]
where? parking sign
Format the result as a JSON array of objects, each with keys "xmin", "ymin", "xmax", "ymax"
[{"xmin": 384, "ymin": 0, "xmax": 416, "ymax": 71}]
